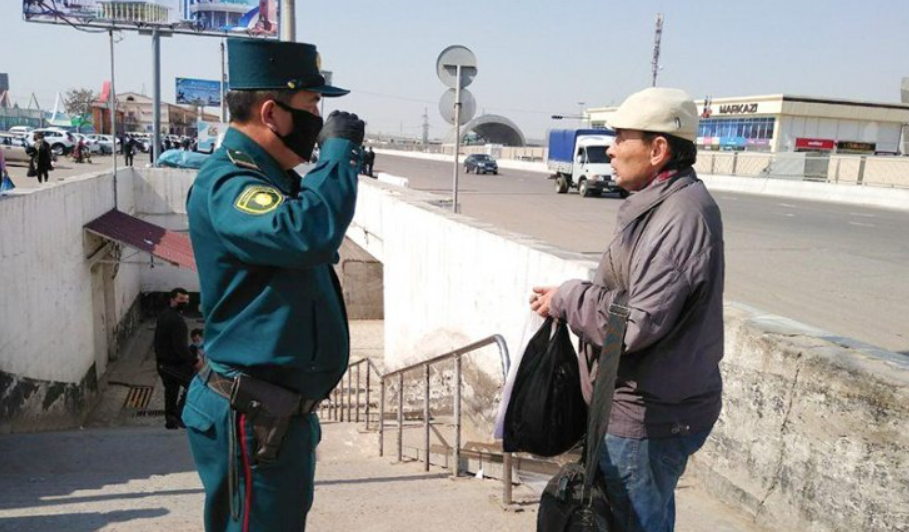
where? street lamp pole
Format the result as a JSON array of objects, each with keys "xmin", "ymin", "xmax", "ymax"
[{"xmin": 577, "ymin": 102, "xmax": 585, "ymax": 128}]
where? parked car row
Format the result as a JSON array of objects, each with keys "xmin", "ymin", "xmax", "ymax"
[{"xmin": 1, "ymin": 125, "xmax": 201, "ymax": 158}]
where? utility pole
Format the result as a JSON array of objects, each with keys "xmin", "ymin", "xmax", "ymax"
[
  {"xmin": 220, "ymin": 39, "xmax": 227, "ymax": 122},
  {"xmin": 421, "ymin": 108, "xmax": 429, "ymax": 145},
  {"xmin": 281, "ymin": 0, "xmax": 295, "ymax": 42},
  {"xmin": 577, "ymin": 101, "xmax": 585, "ymax": 127},
  {"xmin": 651, "ymin": 13, "xmax": 664, "ymax": 87}
]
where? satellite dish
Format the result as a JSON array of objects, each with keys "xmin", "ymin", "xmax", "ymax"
[
  {"xmin": 436, "ymin": 45, "xmax": 478, "ymax": 89},
  {"xmin": 439, "ymin": 88, "xmax": 476, "ymax": 125}
]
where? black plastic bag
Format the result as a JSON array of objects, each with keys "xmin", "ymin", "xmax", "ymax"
[{"xmin": 503, "ymin": 318, "xmax": 587, "ymax": 457}]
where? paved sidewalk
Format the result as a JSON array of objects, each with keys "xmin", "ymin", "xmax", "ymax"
[
  {"xmin": 0, "ymin": 319, "xmax": 764, "ymax": 531},
  {"xmin": 0, "ymin": 422, "xmax": 766, "ymax": 532}
]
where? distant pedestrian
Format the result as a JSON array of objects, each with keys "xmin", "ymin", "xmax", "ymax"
[
  {"xmin": 32, "ymin": 132, "xmax": 53, "ymax": 184},
  {"xmin": 366, "ymin": 146, "xmax": 376, "ymax": 176},
  {"xmin": 0, "ymin": 146, "xmax": 14, "ymax": 193},
  {"xmin": 123, "ymin": 135, "xmax": 135, "ymax": 167},
  {"xmin": 154, "ymin": 287, "xmax": 199, "ymax": 430}
]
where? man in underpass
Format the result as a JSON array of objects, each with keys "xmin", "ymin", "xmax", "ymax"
[{"xmin": 531, "ymin": 87, "xmax": 725, "ymax": 532}]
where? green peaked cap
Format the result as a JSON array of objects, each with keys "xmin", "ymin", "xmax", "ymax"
[{"xmin": 227, "ymin": 38, "xmax": 349, "ymax": 97}]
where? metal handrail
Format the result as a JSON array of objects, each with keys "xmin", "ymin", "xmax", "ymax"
[
  {"xmin": 320, "ymin": 357, "xmax": 384, "ymax": 428},
  {"xmin": 379, "ymin": 334, "xmax": 512, "ymax": 504},
  {"xmin": 322, "ymin": 334, "xmax": 514, "ymax": 505}
]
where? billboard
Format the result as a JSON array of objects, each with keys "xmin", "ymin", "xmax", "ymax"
[
  {"xmin": 197, "ymin": 120, "xmax": 228, "ymax": 152},
  {"xmin": 176, "ymin": 78, "xmax": 223, "ymax": 106},
  {"xmin": 23, "ymin": 0, "xmax": 279, "ymax": 38}
]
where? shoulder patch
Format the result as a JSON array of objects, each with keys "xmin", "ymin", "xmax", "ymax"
[
  {"xmin": 234, "ymin": 185, "xmax": 284, "ymax": 215},
  {"xmin": 227, "ymin": 149, "xmax": 261, "ymax": 171}
]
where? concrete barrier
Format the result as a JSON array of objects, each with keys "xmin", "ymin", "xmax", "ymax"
[
  {"xmin": 349, "ymin": 179, "xmax": 909, "ymax": 530},
  {"xmin": 376, "ymin": 172, "xmax": 409, "ymax": 188},
  {"xmin": 694, "ymin": 304, "xmax": 909, "ymax": 531},
  {"xmin": 377, "ymin": 149, "xmax": 909, "ymax": 212}
]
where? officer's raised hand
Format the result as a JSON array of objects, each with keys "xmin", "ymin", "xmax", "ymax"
[{"xmin": 318, "ymin": 110, "xmax": 365, "ymax": 146}]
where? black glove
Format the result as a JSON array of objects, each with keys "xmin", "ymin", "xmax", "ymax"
[{"xmin": 317, "ymin": 111, "xmax": 365, "ymax": 146}]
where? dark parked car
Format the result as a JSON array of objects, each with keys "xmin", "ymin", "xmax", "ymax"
[{"xmin": 464, "ymin": 154, "xmax": 498, "ymax": 175}]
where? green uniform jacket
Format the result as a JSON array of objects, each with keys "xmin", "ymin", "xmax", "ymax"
[{"xmin": 187, "ymin": 128, "xmax": 359, "ymax": 399}]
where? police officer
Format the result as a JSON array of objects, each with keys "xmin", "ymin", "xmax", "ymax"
[{"xmin": 184, "ymin": 38, "xmax": 364, "ymax": 531}]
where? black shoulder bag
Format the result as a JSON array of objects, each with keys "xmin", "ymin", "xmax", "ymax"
[{"xmin": 536, "ymin": 293, "xmax": 629, "ymax": 532}]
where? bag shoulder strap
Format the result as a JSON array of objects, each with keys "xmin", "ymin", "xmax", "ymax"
[{"xmin": 582, "ymin": 291, "xmax": 629, "ymax": 493}]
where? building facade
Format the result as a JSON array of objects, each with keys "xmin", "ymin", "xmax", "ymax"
[
  {"xmin": 98, "ymin": 1, "xmax": 171, "ymax": 24},
  {"xmin": 588, "ymin": 94, "xmax": 909, "ymax": 155},
  {"xmin": 115, "ymin": 92, "xmax": 218, "ymax": 136}
]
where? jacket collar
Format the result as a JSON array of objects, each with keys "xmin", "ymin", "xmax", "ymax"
[
  {"xmin": 616, "ymin": 166, "xmax": 698, "ymax": 232},
  {"xmin": 221, "ymin": 127, "xmax": 300, "ymax": 195}
]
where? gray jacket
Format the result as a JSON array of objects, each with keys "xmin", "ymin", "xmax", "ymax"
[{"xmin": 550, "ymin": 168, "xmax": 725, "ymax": 438}]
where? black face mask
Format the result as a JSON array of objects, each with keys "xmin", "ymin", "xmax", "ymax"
[
  {"xmin": 175, "ymin": 302, "xmax": 188, "ymax": 312},
  {"xmin": 273, "ymin": 101, "xmax": 323, "ymax": 161}
]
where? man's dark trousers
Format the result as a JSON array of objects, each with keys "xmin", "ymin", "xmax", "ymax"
[{"xmin": 158, "ymin": 362, "xmax": 194, "ymax": 423}]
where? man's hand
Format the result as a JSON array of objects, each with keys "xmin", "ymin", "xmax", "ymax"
[
  {"xmin": 530, "ymin": 286, "xmax": 558, "ymax": 318},
  {"xmin": 194, "ymin": 357, "xmax": 205, "ymax": 372},
  {"xmin": 318, "ymin": 110, "xmax": 365, "ymax": 146}
]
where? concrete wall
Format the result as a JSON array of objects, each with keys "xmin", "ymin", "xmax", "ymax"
[
  {"xmin": 0, "ymin": 167, "xmax": 204, "ymax": 432},
  {"xmin": 0, "ymin": 171, "xmax": 143, "ymax": 432},
  {"xmin": 350, "ymin": 179, "xmax": 909, "ymax": 530},
  {"xmin": 132, "ymin": 168, "xmax": 199, "ymax": 293},
  {"xmin": 692, "ymin": 305, "xmax": 909, "ymax": 531}
]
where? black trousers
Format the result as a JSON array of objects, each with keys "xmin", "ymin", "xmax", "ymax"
[
  {"xmin": 124, "ymin": 152, "xmax": 134, "ymax": 166},
  {"xmin": 37, "ymin": 170, "xmax": 49, "ymax": 183},
  {"xmin": 157, "ymin": 363, "xmax": 194, "ymax": 420}
]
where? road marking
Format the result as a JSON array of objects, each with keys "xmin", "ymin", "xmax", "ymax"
[
  {"xmin": 848, "ymin": 212, "xmax": 876, "ymax": 218},
  {"xmin": 848, "ymin": 221, "xmax": 876, "ymax": 228},
  {"xmin": 777, "ymin": 203, "xmax": 797, "ymax": 208},
  {"xmin": 775, "ymin": 212, "xmax": 796, "ymax": 217}
]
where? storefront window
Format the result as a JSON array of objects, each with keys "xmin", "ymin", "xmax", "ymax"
[{"xmin": 697, "ymin": 117, "xmax": 775, "ymax": 151}]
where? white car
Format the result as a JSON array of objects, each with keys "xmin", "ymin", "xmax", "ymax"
[
  {"xmin": 25, "ymin": 128, "xmax": 75, "ymax": 156},
  {"xmin": 7, "ymin": 126, "xmax": 34, "ymax": 137},
  {"xmin": 87, "ymin": 134, "xmax": 119, "ymax": 155},
  {"xmin": 0, "ymin": 132, "xmax": 31, "ymax": 163}
]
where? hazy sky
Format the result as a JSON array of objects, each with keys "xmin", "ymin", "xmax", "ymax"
[{"xmin": 3, "ymin": 0, "xmax": 908, "ymax": 141}]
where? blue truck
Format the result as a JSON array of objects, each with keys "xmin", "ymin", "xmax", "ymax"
[{"xmin": 547, "ymin": 128, "xmax": 627, "ymax": 198}]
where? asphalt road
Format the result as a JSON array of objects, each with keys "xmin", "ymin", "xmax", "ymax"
[{"xmin": 374, "ymin": 153, "xmax": 909, "ymax": 355}]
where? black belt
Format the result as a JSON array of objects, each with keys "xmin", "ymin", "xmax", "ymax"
[{"xmin": 199, "ymin": 365, "xmax": 320, "ymax": 416}]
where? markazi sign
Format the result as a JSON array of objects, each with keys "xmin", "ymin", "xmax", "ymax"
[{"xmin": 718, "ymin": 103, "xmax": 759, "ymax": 114}]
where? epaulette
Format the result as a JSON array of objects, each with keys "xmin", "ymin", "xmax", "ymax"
[{"xmin": 226, "ymin": 149, "xmax": 261, "ymax": 171}]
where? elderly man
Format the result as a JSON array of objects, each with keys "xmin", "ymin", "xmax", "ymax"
[
  {"xmin": 531, "ymin": 87, "xmax": 724, "ymax": 531},
  {"xmin": 184, "ymin": 38, "xmax": 364, "ymax": 531}
]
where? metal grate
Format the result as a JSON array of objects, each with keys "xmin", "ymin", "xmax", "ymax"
[
  {"xmin": 136, "ymin": 409, "xmax": 166, "ymax": 418},
  {"xmin": 123, "ymin": 386, "xmax": 154, "ymax": 410}
]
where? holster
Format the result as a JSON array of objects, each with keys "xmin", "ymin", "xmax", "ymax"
[{"xmin": 229, "ymin": 374, "xmax": 301, "ymax": 464}]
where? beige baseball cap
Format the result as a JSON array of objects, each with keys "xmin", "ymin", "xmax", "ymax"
[{"xmin": 608, "ymin": 87, "xmax": 699, "ymax": 142}]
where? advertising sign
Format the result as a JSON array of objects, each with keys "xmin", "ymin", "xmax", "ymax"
[
  {"xmin": 176, "ymin": 78, "xmax": 222, "ymax": 106},
  {"xmin": 23, "ymin": 0, "xmax": 279, "ymax": 38},
  {"xmin": 795, "ymin": 138, "xmax": 835, "ymax": 151},
  {"xmin": 197, "ymin": 120, "xmax": 228, "ymax": 152},
  {"xmin": 836, "ymin": 140, "xmax": 876, "ymax": 153}
]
